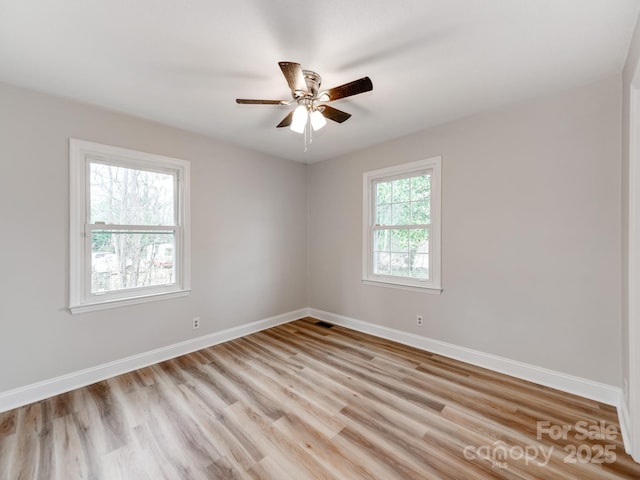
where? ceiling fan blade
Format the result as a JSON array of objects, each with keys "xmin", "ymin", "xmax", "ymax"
[
  {"xmin": 279, "ymin": 61, "xmax": 308, "ymax": 95},
  {"xmin": 322, "ymin": 77, "xmax": 373, "ymax": 101},
  {"xmin": 236, "ymin": 99, "xmax": 287, "ymax": 105},
  {"xmin": 319, "ymin": 105, "xmax": 352, "ymax": 123},
  {"xmin": 276, "ymin": 111, "xmax": 294, "ymax": 128}
]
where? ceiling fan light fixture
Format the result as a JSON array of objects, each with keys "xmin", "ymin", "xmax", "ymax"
[
  {"xmin": 310, "ymin": 109, "xmax": 327, "ymax": 131},
  {"xmin": 237, "ymin": 61, "xmax": 373, "ymax": 142},
  {"xmin": 290, "ymin": 104, "xmax": 308, "ymax": 133}
]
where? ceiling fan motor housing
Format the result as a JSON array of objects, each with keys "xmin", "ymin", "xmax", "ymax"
[{"xmin": 301, "ymin": 70, "xmax": 321, "ymax": 98}]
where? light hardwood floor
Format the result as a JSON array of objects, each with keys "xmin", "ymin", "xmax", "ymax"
[{"xmin": 1, "ymin": 317, "xmax": 639, "ymax": 479}]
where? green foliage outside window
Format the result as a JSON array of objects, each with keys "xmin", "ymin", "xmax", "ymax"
[{"xmin": 373, "ymin": 174, "xmax": 431, "ymax": 279}]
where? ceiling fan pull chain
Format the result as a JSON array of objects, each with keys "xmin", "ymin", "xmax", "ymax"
[{"xmin": 304, "ymin": 121, "xmax": 309, "ymax": 152}]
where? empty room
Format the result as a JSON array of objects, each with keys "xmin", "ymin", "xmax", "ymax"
[{"xmin": 3, "ymin": 1, "xmax": 640, "ymax": 478}]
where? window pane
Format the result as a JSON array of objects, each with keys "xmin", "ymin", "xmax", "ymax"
[
  {"xmin": 391, "ymin": 202, "xmax": 411, "ymax": 225},
  {"xmin": 409, "ymin": 229, "xmax": 429, "ymax": 254},
  {"xmin": 390, "ymin": 253, "xmax": 409, "ymax": 276},
  {"xmin": 376, "ymin": 181, "xmax": 392, "ymax": 205},
  {"xmin": 376, "ymin": 204, "xmax": 391, "ymax": 225},
  {"xmin": 91, "ymin": 230, "xmax": 175, "ymax": 293},
  {"xmin": 373, "ymin": 251, "xmax": 391, "ymax": 275},
  {"xmin": 365, "ymin": 157, "xmax": 439, "ymax": 289},
  {"xmin": 375, "ymin": 174, "xmax": 431, "ymax": 227},
  {"xmin": 391, "ymin": 178, "xmax": 411, "ymax": 203},
  {"xmin": 410, "ymin": 253, "xmax": 429, "ymax": 279},
  {"xmin": 411, "ymin": 174, "xmax": 431, "ymax": 201},
  {"xmin": 390, "ymin": 178, "xmax": 411, "ymax": 203},
  {"xmin": 90, "ymin": 162, "xmax": 175, "ymax": 225},
  {"xmin": 409, "ymin": 229, "xmax": 429, "ymax": 279},
  {"xmin": 372, "ymin": 228, "xmax": 429, "ymax": 280},
  {"xmin": 374, "ymin": 230, "xmax": 391, "ymax": 252},
  {"xmin": 411, "ymin": 200, "xmax": 430, "ymax": 224},
  {"xmin": 390, "ymin": 229, "xmax": 409, "ymax": 252}
]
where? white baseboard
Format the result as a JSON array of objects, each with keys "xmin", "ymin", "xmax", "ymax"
[
  {"xmin": 618, "ymin": 398, "xmax": 633, "ymax": 455},
  {"xmin": 307, "ymin": 308, "xmax": 621, "ymax": 407},
  {"xmin": 0, "ymin": 308, "xmax": 307, "ymax": 413},
  {"xmin": 0, "ymin": 306, "xmax": 623, "ymax": 416}
]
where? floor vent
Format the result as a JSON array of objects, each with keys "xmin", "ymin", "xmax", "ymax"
[{"xmin": 315, "ymin": 321, "xmax": 334, "ymax": 329}]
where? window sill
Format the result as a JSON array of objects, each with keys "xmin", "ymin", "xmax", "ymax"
[
  {"xmin": 362, "ymin": 278, "xmax": 442, "ymax": 294},
  {"xmin": 70, "ymin": 289, "xmax": 191, "ymax": 314}
]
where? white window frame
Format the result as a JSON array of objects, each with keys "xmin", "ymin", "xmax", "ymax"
[
  {"xmin": 69, "ymin": 139, "xmax": 191, "ymax": 314},
  {"xmin": 362, "ymin": 156, "xmax": 442, "ymax": 293}
]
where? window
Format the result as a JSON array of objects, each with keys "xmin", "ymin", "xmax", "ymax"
[
  {"xmin": 363, "ymin": 157, "xmax": 441, "ymax": 292},
  {"xmin": 70, "ymin": 139, "xmax": 190, "ymax": 313}
]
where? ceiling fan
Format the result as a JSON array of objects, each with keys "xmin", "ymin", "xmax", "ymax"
[{"xmin": 236, "ymin": 61, "xmax": 373, "ymax": 134}]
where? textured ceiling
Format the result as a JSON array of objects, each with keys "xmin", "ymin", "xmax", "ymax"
[{"xmin": 1, "ymin": 0, "xmax": 638, "ymax": 162}]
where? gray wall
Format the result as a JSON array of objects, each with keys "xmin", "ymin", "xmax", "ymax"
[
  {"xmin": 622, "ymin": 14, "xmax": 640, "ymax": 408},
  {"xmin": 0, "ymin": 82, "xmax": 308, "ymax": 392},
  {"xmin": 0, "ymin": 72, "xmax": 625, "ymax": 394},
  {"xmin": 308, "ymin": 76, "xmax": 622, "ymax": 385}
]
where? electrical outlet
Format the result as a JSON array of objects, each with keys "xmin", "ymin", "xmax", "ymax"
[
  {"xmin": 192, "ymin": 317, "xmax": 200, "ymax": 329},
  {"xmin": 417, "ymin": 315, "xmax": 423, "ymax": 326}
]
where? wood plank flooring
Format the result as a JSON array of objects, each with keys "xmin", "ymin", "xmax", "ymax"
[{"xmin": 1, "ymin": 317, "xmax": 639, "ymax": 479}]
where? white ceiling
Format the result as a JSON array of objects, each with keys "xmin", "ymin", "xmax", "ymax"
[{"xmin": 1, "ymin": 1, "xmax": 638, "ymax": 163}]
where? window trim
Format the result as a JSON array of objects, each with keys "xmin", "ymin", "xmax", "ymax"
[
  {"xmin": 362, "ymin": 157, "xmax": 442, "ymax": 293},
  {"xmin": 69, "ymin": 139, "xmax": 191, "ymax": 314}
]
